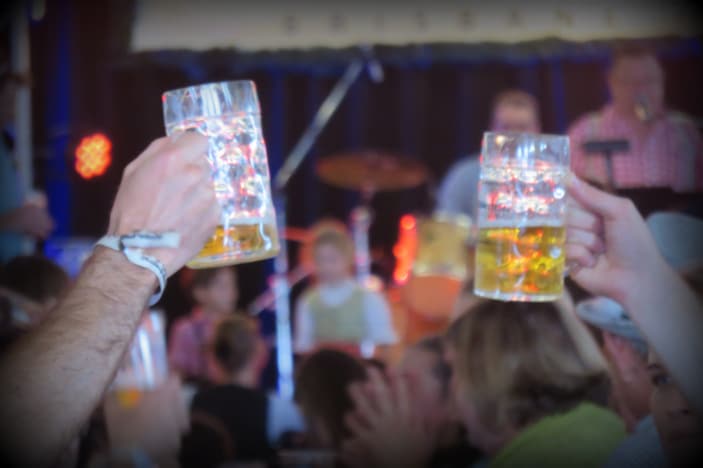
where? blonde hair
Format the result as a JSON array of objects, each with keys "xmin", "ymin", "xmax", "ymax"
[
  {"xmin": 299, "ymin": 219, "xmax": 354, "ymax": 271},
  {"xmin": 450, "ymin": 300, "xmax": 610, "ymax": 434}
]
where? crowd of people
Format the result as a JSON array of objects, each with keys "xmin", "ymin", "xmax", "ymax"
[{"xmin": 0, "ymin": 46, "xmax": 702, "ymax": 468}]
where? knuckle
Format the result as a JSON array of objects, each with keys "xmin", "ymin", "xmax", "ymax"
[{"xmin": 148, "ymin": 136, "xmax": 169, "ymax": 151}]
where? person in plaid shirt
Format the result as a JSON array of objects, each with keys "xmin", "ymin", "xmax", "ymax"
[{"xmin": 569, "ymin": 45, "xmax": 703, "ymax": 193}]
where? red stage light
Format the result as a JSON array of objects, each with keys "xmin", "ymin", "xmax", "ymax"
[
  {"xmin": 400, "ymin": 214, "xmax": 416, "ymax": 230},
  {"xmin": 75, "ymin": 133, "xmax": 112, "ymax": 179}
]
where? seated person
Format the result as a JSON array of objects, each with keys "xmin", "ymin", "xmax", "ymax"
[
  {"xmin": 168, "ymin": 266, "xmax": 238, "ymax": 383},
  {"xmin": 448, "ymin": 300, "xmax": 625, "ymax": 467},
  {"xmin": 294, "ymin": 221, "xmax": 396, "ymax": 358},
  {"xmin": 345, "ymin": 299, "xmax": 625, "ymax": 468},
  {"xmin": 180, "ymin": 315, "xmax": 304, "ymax": 467}
]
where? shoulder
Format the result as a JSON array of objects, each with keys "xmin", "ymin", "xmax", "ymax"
[
  {"xmin": 445, "ymin": 155, "xmax": 480, "ymax": 178},
  {"xmin": 361, "ymin": 288, "xmax": 391, "ymax": 311},
  {"xmin": 170, "ymin": 316, "xmax": 195, "ymax": 336},
  {"xmin": 439, "ymin": 155, "xmax": 480, "ymax": 195},
  {"xmin": 296, "ymin": 287, "xmax": 317, "ymax": 309},
  {"xmin": 666, "ymin": 111, "xmax": 700, "ymax": 133},
  {"xmin": 568, "ymin": 111, "xmax": 604, "ymax": 137}
]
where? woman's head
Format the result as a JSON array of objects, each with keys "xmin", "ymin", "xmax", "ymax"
[
  {"xmin": 449, "ymin": 300, "xmax": 610, "ymax": 454},
  {"xmin": 187, "ymin": 267, "xmax": 239, "ymax": 315},
  {"xmin": 397, "ymin": 336, "xmax": 452, "ymax": 414},
  {"xmin": 294, "ymin": 349, "xmax": 367, "ymax": 449}
]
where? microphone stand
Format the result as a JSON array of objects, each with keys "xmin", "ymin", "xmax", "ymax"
[
  {"xmin": 271, "ymin": 59, "xmax": 367, "ymax": 399},
  {"xmin": 581, "ymin": 139, "xmax": 629, "ymax": 192}
]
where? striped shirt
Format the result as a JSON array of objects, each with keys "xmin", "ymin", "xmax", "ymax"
[{"xmin": 568, "ymin": 105, "xmax": 703, "ymax": 192}]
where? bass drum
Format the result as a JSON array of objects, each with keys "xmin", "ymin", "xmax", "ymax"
[{"xmin": 389, "ymin": 213, "xmax": 475, "ymax": 347}]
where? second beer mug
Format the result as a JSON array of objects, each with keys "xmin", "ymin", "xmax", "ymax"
[
  {"xmin": 474, "ymin": 132, "xmax": 569, "ymax": 302},
  {"xmin": 162, "ymin": 80, "xmax": 279, "ymax": 268}
]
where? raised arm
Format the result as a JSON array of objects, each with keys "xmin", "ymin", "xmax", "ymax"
[
  {"xmin": 0, "ymin": 133, "xmax": 218, "ymax": 465},
  {"xmin": 565, "ymin": 176, "xmax": 703, "ymax": 415}
]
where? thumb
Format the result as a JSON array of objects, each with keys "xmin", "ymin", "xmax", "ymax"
[
  {"xmin": 567, "ymin": 175, "xmax": 623, "ymax": 221},
  {"xmin": 568, "ymin": 260, "xmax": 608, "ymax": 298}
]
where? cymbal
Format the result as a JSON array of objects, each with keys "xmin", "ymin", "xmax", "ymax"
[{"xmin": 316, "ymin": 151, "xmax": 428, "ymax": 192}]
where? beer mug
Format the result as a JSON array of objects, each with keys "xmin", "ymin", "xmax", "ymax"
[
  {"xmin": 112, "ymin": 310, "xmax": 169, "ymax": 407},
  {"xmin": 162, "ymin": 80, "xmax": 279, "ymax": 268},
  {"xmin": 474, "ymin": 132, "xmax": 569, "ymax": 301}
]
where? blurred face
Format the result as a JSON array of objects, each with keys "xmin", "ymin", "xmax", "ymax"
[
  {"xmin": 648, "ymin": 353, "xmax": 702, "ymax": 464},
  {"xmin": 608, "ymin": 55, "xmax": 664, "ymax": 121},
  {"xmin": 194, "ymin": 268, "xmax": 238, "ymax": 315},
  {"xmin": 445, "ymin": 341, "xmax": 507, "ymax": 455},
  {"xmin": 601, "ymin": 333, "xmax": 652, "ymax": 428},
  {"xmin": 398, "ymin": 347, "xmax": 445, "ymax": 413},
  {"xmin": 314, "ymin": 243, "xmax": 350, "ymax": 284},
  {"xmin": 491, "ymin": 103, "xmax": 540, "ymax": 133}
]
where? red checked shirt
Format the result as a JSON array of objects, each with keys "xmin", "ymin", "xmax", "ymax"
[{"xmin": 568, "ymin": 105, "xmax": 703, "ymax": 192}]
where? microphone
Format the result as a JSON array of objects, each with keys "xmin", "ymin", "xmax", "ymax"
[
  {"xmin": 634, "ymin": 95, "xmax": 652, "ymax": 122},
  {"xmin": 360, "ymin": 45, "xmax": 384, "ymax": 83}
]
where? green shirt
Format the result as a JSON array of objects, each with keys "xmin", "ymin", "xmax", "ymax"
[{"xmin": 490, "ymin": 402, "xmax": 626, "ymax": 468}]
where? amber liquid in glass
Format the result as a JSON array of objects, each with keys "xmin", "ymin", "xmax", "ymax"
[
  {"xmin": 187, "ymin": 220, "xmax": 279, "ymax": 269},
  {"xmin": 475, "ymin": 225, "xmax": 565, "ymax": 301}
]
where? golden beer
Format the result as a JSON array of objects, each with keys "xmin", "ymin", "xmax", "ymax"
[
  {"xmin": 115, "ymin": 388, "xmax": 143, "ymax": 408},
  {"xmin": 187, "ymin": 220, "xmax": 280, "ymax": 269},
  {"xmin": 475, "ymin": 225, "xmax": 565, "ymax": 301}
]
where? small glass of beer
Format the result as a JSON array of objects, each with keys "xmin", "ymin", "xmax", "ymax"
[
  {"xmin": 474, "ymin": 132, "xmax": 569, "ymax": 301},
  {"xmin": 162, "ymin": 80, "xmax": 279, "ymax": 268}
]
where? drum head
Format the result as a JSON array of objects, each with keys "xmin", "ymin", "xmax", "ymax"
[{"xmin": 401, "ymin": 275, "xmax": 463, "ymax": 320}]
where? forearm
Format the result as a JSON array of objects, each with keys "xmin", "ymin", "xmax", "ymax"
[
  {"xmin": 0, "ymin": 247, "xmax": 156, "ymax": 465},
  {"xmin": 619, "ymin": 261, "xmax": 703, "ymax": 415}
]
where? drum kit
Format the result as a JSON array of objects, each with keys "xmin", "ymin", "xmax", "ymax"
[{"xmin": 252, "ymin": 149, "xmax": 477, "ymax": 353}]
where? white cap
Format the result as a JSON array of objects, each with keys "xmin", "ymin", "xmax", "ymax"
[{"xmin": 576, "ymin": 297, "xmax": 648, "ymax": 355}]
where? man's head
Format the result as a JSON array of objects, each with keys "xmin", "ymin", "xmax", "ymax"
[
  {"xmin": 490, "ymin": 89, "xmax": 540, "ymax": 133},
  {"xmin": 607, "ymin": 45, "xmax": 664, "ymax": 121},
  {"xmin": 188, "ymin": 267, "xmax": 238, "ymax": 315},
  {"xmin": 209, "ymin": 314, "xmax": 267, "ymax": 383}
]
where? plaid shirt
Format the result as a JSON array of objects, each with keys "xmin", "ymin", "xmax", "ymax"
[{"xmin": 568, "ymin": 104, "xmax": 703, "ymax": 192}]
